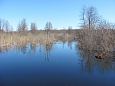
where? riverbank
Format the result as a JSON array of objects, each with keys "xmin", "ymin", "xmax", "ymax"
[{"xmin": 0, "ymin": 30, "xmax": 76, "ymax": 48}]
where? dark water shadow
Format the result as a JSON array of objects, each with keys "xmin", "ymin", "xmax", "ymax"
[{"xmin": 77, "ymin": 45, "xmax": 115, "ymax": 73}]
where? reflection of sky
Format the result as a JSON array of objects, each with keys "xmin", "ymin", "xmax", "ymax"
[{"xmin": 0, "ymin": 42, "xmax": 115, "ymax": 86}]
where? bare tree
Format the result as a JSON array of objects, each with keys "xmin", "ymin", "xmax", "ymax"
[
  {"xmin": 80, "ymin": 7, "xmax": 86, "ymax": 28},
  {"xmin": 81, "ymin": 6, "xmax": 99, "ymax": 29},
  {"xmin": 0, "ymin": 19, "xmax": 5, "ymax": 32},
  {"xmin": 4, "ymin": 20, "xmax": 10, "ymax": 32},
  {"xmin": 30, "ymin": 22, "xmax": 37, "ymax": 33},
  {"xmin": 45, "ymin": 21, "xmax": 52, "ymax": 30},
  {"xmin": 68, "ymin": 26, "xmax": 72, "ymax": 34},
  {"xmin": 0, "ymin": 19, "xmax": 10, "ymax": 32},
  {"xmin": 45, "ymin": 21, "xmax": 53, "ymax": 38},
  {"xmin": 0, "ymin": 19, "xmax": 2, "ymax": 31},
  {"xmin": 17, "ymin": 18, "xmax": 28, "ymax": 32}
]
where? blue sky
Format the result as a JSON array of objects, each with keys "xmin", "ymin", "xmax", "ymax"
[{"xmin": 0, "ymin": 0, "xmax": 115, "ymax": 30}]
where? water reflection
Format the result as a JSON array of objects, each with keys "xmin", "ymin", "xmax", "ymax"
[
  {"xmin": 15, "ymin": 41, "xmax": 74, "ymax": 62},
  {"xmin": 0, "ymin": 41, "xmax": 115, "ymax": 86},
  {"xmin": 15, "ymin": 43, "xmax": 28, "ymax": 54},
  {"xmin": 15, "ymin": 43, "xmax": 38, "ymax": 55},
  {"xmin": 10, "ymin": 41, "xmax": 115, "ymax": 73},
  {"xmin": 14, "ymin": 42, "xmax": 54, "ymax": 62},
  {"xmin": 68, "ymin": 40, "xmax": 73, "ymax": 50},
  {"xmin": 43, "ymin": 43, "xmax": 54, "ymax": 62},
  {"xmin": 78, "ymin": 46, "xmax": 115, "ymax": 72},
  {"xmin": 0, "ymin": 40, "xmax": 115, "ymax": 73},
  {"xmin": 0, "ymin": 46, "xmax": 9, "ymax": 53},
  {"xmin": 30, "ymin": 43, "xmax": 37, "ymax": 53}
]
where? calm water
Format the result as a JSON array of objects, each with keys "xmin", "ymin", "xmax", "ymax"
[{"xmin": 0, "ymin": 42, "xmax": 115, "ymax": 86}]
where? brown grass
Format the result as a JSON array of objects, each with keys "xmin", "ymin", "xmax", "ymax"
[
  {"xmin": 0, "ymin": 30, "xmax": 76, "ymax": 49},
  {"xmin": 76, "ymin": 28, "xmax": 115, "ymax": 59},
  {"xmin": 77, "ymin": 29, "xmax": 115, "ymax": 52}
]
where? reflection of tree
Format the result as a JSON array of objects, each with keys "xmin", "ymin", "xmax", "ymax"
[
  {"xmin": 39, "ymin": 43, "xmax": 42, "ymax": 52},
  {"xmin": 16, "ymin": 43, "xmax": 38, "ymax": 54},
  {"xmin": 16, "ymin": 43, "xmax": 28, "ymax": 54},
  {"xmin": 62, "ymin": 41, "xmax": 66, "ymax": 48},
  {"xmin": 0, "ymin": 46, "xmax": 9, "ymax": 53},
  {"xmin": 77, "ymin": 44, "xmax": 115, "ymax": 73},
  {"xmin": 44, "ymin": 43, "xmax": 53, "ymax": 62},
  {"xmin": 30, "ymin": 43, "xmax": 37, "ymax": 53},
  {"xmin": 68, "ymin": 40, "xmax": 73, "ymax": 49},
  {"xmin": 78, "ymin": 48, "xmax": 95, "ymax": 73},
  {"xmin": 21, "ymin": 45, "xmax": 27, "ymax": 54}
]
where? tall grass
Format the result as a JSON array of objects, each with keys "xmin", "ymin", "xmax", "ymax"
[
  {"xmin": 0, "ymin": 30, "xmax": 76, "ymax": 49},
  {"xmin": 77, "ymin": 28, "xmax": 115, "ymax": 55}
]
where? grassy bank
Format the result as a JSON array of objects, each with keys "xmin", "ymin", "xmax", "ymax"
[
  {"xmin": 0, "ymin": 30, "xmax": 76, "ymax": 48},
  {"xmin": 76, "ymin": 28, "xmax": 115, "ymax": 59},
  {"xmin": 77, "ymin": 29, "xmax": 115, "ymax": 51}
]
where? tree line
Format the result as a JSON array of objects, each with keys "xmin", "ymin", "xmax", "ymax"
[{"xmin": 0, "ymin": 18, "xmax": 53, "ymax": 33}]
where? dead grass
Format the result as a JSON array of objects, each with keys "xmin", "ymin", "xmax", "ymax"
[
  {"xmin": 0, "ymin": 30, "xmax": 76, "ymax": 49},
  {"xmin": 76, "ymin": 29, "xmax": 115, "ymax": 53}
]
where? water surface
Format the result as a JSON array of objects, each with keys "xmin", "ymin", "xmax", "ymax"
[{"xmin": 0, "ymin": 42, "xmax": 115, "ymax": 86}]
